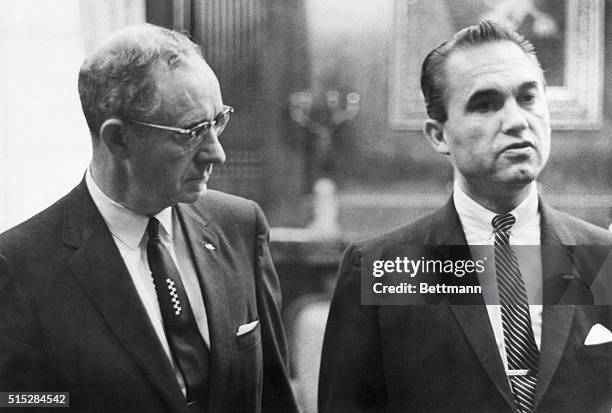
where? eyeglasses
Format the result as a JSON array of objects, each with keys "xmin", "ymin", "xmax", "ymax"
[{"xmin": 126, "ymin": 105, "xmax": 234, "ymax": 147}]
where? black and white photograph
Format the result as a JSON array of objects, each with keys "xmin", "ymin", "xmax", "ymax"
[{"xmin": 0, "ymin": 0, "xmax": 611, "ymax": 412}]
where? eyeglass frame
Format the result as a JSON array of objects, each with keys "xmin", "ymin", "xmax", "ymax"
[{"xmin": 125, "ymin": 105, "xmax": 235, "ymax": 141}]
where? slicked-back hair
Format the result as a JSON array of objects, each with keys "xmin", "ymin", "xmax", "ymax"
[
  {"xmin": 78, "ymin": 23, "xmax": 203, "ymax": 138},
  {"xmin": 420, "ymin": 20, "xmax": 540, "ymax": 123}
]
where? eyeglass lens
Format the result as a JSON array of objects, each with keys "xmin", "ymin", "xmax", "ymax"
[{"xmin": 191, "ymin": 109, "xmax": 232, "ymax": 138}]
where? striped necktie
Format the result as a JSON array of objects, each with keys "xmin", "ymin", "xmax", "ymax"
[{"xmin": 492, "ymin": 213, "xmax": 539, "ymax": 413}]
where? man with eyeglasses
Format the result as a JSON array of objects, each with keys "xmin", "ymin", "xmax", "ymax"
[{"xmin": 0, "ymin": 24, "xmax": 297, "ymax": 413}]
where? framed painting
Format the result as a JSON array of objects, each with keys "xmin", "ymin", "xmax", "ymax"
[{"xmin": 388, "ymin": 0, "xmax": 604, "ymax": 130}]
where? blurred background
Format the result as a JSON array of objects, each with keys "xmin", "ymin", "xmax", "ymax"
[{"xmin": 1, "ymin": 1, "xmax": 612, "ymax": 411}]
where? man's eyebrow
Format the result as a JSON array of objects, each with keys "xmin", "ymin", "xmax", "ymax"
[
  {"xmin": 518, "ymin": 81, "xmax": 540, "ymax": 92},
  {"xmin": 468, "ymin": 88, "xmax": 500, "ymax": 99},
  {"xmin": 467, "ymin": 81, "xmax": 541, "ymax": 103},
  {"xmin": 466, "ymin": 88, "xmax": 502, "ymax": 105}
]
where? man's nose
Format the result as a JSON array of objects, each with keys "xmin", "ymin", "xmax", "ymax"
[
  {"xmin": 501, "ymin": 99, "xmax": 529, "ymax": 137},
  {"xmin": 195, "ymin": 129, "xmax": 226, "ymax": 164}
]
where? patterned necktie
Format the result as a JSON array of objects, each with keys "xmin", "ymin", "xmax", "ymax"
[
  {"xmin": 492, "ymin": 213, "xmax": 539, "ymax": 413},
  {"xmin": 146, "ymin": 217, "xmax": 209, "ymax": 403}
]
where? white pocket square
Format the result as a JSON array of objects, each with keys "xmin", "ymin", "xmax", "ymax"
[
  {"xmin": 584, "ymin": 323, "xmax": 612, "ymax": 345},
  {"xmin": 236, "ymin": 320, "xmax": 259, "ymax": 336}
]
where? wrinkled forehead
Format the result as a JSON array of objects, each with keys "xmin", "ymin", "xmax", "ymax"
[{"xmin": 445, "ymin": 41, "xmax": 544, "ymax": 102}]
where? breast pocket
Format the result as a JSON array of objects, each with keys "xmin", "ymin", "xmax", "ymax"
[
  {"xmin": 235, "ymin": 319, "xmax": 261, "ymax": 350},
  {"xmin": 231, "ymin": 318, "xmax": 263, "ymax": 410}
]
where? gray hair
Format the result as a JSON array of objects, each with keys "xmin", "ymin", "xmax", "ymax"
[
  {"xmin": 78, "ymin": 23, "xmax": 203, "ymax": 138},
  {"xmin": 420, "ymin": 20, "xmax": 540, "ymax": 123}
]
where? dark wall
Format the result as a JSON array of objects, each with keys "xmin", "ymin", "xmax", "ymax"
[
  {"xmin": 145, "ymin": 0, "xmax": 173, "ymax": 27},
  {"xmin": 302, "ymin": 0, "xmax": 612, "ymax": 238},
  {"xmin": 146, "ymin": 0, "xmax": 612, "ymax": 234},
  {"xmin": 310, "ymin": 2, "xmax": 610, "ymax": 194},
  {"xmin": 146, "ymin": 0, "xmax": 312, "ymax": 227}
]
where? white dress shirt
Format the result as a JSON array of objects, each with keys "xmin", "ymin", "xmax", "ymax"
[
  {"xmin": 453, "ymin": 181, "xmax": 543, "ymax": 370},
  {"xmin": 85, "ymin": 169, "xmax": 210, "ymax": 396}
]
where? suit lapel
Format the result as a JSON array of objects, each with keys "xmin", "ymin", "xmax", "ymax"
[
  {"xmin": 63, "ymin": 182, "xmax": 185, "ymax": 409},
  {"xmin": 175, "ymin": 203, "xmax": 233, "ymax": 413},
  {"xmin": 434, "ymin": 198, "xmax": 517, "ymax": 408},
  {"xmin": 434, "ymin": 197, "xmax": 591, "ymax": 410},
  {"xmin": 532, "ymin": 202, "xmax": 577, "ymax": 410},
  {"xmin": 449, "ymin": 306, "xmax": 517, "ymax": 408},
  {"xmin": 424, "ymin": 198, "xmax": 467, "ymax": 246},
  {"xmin": 540, "ymin": 201, "xmax": 603, "ymax": 304},
  {"xmin": 533, "ymin": 305, "xmax": 575, "ymax": 410}
]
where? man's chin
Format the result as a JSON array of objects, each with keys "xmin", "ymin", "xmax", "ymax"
[
  {"xmin": 179, "ymin": 184, "xmax": 208, "ymax": 204},
  {"xmin": 499, "ymin": 165, "xmax": 541, "ymax": 187}
]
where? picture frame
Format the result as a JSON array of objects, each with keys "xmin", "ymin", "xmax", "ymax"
[{"xmin": 388, "ymin": 0, "xmax": 604, "ymax": 130}]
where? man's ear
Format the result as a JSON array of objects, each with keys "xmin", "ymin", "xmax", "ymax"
[
  {"xmin": 100, "ymin": 118, "xmax": 130, "ymax": 160},
  {"xmin": 423, "ymin": 119, "xmax": 450, "ymax": 155}
]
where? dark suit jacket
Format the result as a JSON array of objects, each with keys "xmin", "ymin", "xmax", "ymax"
[
  {"xmin": 319, "ymin": 197, "xmax": 612, "ymax": 413},
  {"xmin": 0, "ymin": 181, "xmax": 298, "ymax": 413}
]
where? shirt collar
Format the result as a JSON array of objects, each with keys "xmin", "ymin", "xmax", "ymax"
[
  {"xmin": 453, "ymin": 180, "xmax": 539, "ymax": 236},
  {"xmin": 85, "ymin": 168, "xmax": 173, "ymax": 250}
]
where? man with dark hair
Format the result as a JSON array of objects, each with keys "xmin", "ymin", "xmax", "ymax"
[
  {"xmin": 319, "ymin": 21, "xmax": 612, "ymax": 412},
  {"xmin": 0, "ymin": 24, "xmax": 298, "ymax": 413},
  {"xmin": 421, "ymin": 20, "xmax": 539, "ymax": 124}
]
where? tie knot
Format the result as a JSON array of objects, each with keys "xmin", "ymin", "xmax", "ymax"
[
  {"xmin": 147, "ymin": 217, "xmax": 161, "ymax": 240},
  {"xmin": 492, "ymin": 213, "xmax": 516, "ymax": 232}
]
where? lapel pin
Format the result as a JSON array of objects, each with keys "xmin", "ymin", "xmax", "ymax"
[
  {"xmin": 205, "ymin": 243, "xmax": 215, "ymax": 251},
  {"xmin": 560, "ymin": 273, "xmax": 575, "ymax": 280}
]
